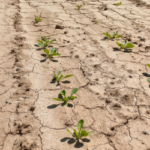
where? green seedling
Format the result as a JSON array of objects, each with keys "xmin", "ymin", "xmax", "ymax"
[
  {"xmin": 54, "ymin": 69, "xmax": 73, "ymax": 84},
  {"xmin": 95, "ymin": 21, "xmax": 98, "ymax": 24},
  {"xmin": 34, "ymin": 15, "xmax": 42, "ymax": 23},
  {"xmin": 41, "ymin": 35, "xmax": 50, "ymax": 41},
  {"xmin": 113, "ymin": 2, "xmax": 122, "ymax": 6},
  {"xmin": 103, "ymin": 31, "xmax": 122, "ymax": 39},
  {"xmin": 116, "ymin": 40, "xmax": 134, "ymax": 49},
  {"xmin": 66, "ymin": 119, "xmax": 93, "ymax": 140},
  {"xmin": 37, "ymin": 38, "xmax": 56, "ymax": 48},
  {"xmin": 147, "ymin": 64, "xmax": 150, "ymax": 82},
  {"xmin": 52, "ymin": 88, "xmax": 78, "ymax": 106},
  {"xmin": 76, "ymin": 5, "xmax": 82, "ymax": 10},
  {"xmin": 44, "ymin": 48, "xmax": 61, "ymax": 59}
]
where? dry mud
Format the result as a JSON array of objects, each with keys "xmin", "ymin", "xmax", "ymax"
[{"xmin": 1, "ymin": 0, "xmax": 150, "ymax": 149}]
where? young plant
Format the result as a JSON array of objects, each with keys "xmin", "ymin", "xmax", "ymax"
[
  {"xmin": 113, "ymin": 2, "xmax": 122, "ymax": 6},
  {"xmin": 95, "ymin": 21, "xmax": 98, "ymax": 24},
  {"xmin": 116, "ymin": 40, "xmax": 134, "ymax": 49},
  {"xmin": 34, "ymin": 15, "xmax": 42, "ymax": 23},
  {"xmin": 44, "ymin": 48, "xmax": 61, "ymax": 59},
  {"xmin": 37, "ymin": 38, "xmax": 56, "ymax": 48},
  {"xmin": 54, "ymin": 69, "xmax": 73, "ymax": 84},
  {"xmin": 147, "ymin": 64, "xmax": 150, "ymax": 83},
  {"xmin": 41, "ymin": 35, "xmax": 50, "ymax": 41},
  {"xmin": 52, "ymin": 88, "xmax": 78, "ymax": 106},
  {"xmin": 76, "ymin": 5, "xmax": 82, "ymax": 10},
  {"xmin": 66, "ymin": 119, "xmax": 93, "ymax": 140},
  {"xmin": 103, "ymin": 31, "xmax": 122, "ymax": 39}
]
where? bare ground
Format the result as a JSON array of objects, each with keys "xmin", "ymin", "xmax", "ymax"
[{"xmin": 1, "ymin": 0, "xmax": 150, "ymax": 149}]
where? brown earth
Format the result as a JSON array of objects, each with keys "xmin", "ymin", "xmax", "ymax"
[{"xmin": 0, "ymin": 0, "xmax": 150, "ymax": 149}]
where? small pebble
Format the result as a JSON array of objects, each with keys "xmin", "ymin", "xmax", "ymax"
[
  {"xmin": 143, "ymin": 131, "xmax": 149, "ymax": 135},
  {"xmin": 16, "ymin": 68, "xmax": 20, "ymax": 71}
]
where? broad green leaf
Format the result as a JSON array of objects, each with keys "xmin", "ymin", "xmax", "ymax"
[
  {"xmin": 125, "ymin": 43, "xmax": 134, "ymax": 49},
  {"xmin": 51, "ymin": 48, "xmax": 56, "ymax": 54},
  {"xmin": 54, "ymin": 73, "xmax": 58, "ymax": 81},
  {"xmin": 50, "ymin": 39, "xmax": 56, "ymax": 44},
  {"xmin": 63, "ymin": 75, "xmax": 73, "ymax": 79},
  {"xmin": 52, "ymin": 98, "xmax": 63, "ymax": 101},
  {"xmin": 73, "ymin": 129, "xmax": 80, "ymax": 139},
  {"xmin": 147, "ymin": 64, "xmax": 150, "ymax": 68},
  {"xmin": 37, "ymin": 40, "xmax": 43, "ymax": 43},
  {"xmin": 60, "ymin": 90, "xmax": 66, "ymax": 96},
  {"xmin": 44, "ymin": 49, "xmax": 49, "ymax": 56},
  {"xmin": 81, "ymin": 130, "xmax": 88, "ymax": 137},
  {"xmin": 123, "ymin": 40, "xmax": 127, "ymax": 46},
  {"xmin": 112, "ymin": 32, "xmax": 117, "ymax": 38},
  {"xmin": 70, "ymin": 96, "xmax": 77, "ymax": 100},
  {"xmin": 77, "ymin": 119, "xmax": 84, "ymax": 133},
  {"xmin": 103, "ymin": 33, "xmax": 111, "ymax": 38},
  {"xmin": 57, "ymin": 69, "xmax": 61, "ymax": 76},
  {"xmin": 45, "ymin": 38, "xmax": 50, "ymax": 42},
  {"xmin": 38, "ymin": 43, "xmax": 44, "ymax": 47},
  {"xmin": 71, "ymin": 88, "xmax": 78, "ymax": 96},
  {"xmin": 66, "ymin": 129, "xmax": 73, "ymax": 136},
  {"xmin": 116, "ymin": 42, "xmax": 123, "ymax": 48},
  {"xmin": 58, "ymin": 74, "xmax": 64, "ymax": 81},
  {"xmin": 88, "ymin": 131, "xmax": 94, "ymax": 134},
  {"xmin": 64, "ymin": 97, "xmax": 68, "ymax": 101},
  {"xmin": 52, "ymin": 53, "xmax": 61, "ymax": 56},
  {"xmin": 147, "ymin": 77, "xmax": 150, "ymax": 83},
  {"xmin": 116, "ymin": 35, "xmax": 122, "ymax": 38}
]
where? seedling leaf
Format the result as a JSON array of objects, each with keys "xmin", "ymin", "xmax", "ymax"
[
  {"xmin": 103, "ymin": 31, "xmax": 122, "ymax": 39},
  {"xmin": 66, "ymin": 119, "xmax": 93, "ymax": 139},
  {"xmin": 73, "ymin": 129, "xmax": 80, "ymax": 139},
  {"xmin": 50, "ymin": 39, "xmax": 56, "ymax": 44},
  {"xmin": 147, "ymin": 64, "xmax": 150, "ymax": 68},
  {"xmin": 103, "ymin": 33, "xmax": 111, "ymax": 38},
  {"xmin": 63, "ymin": 75, "xmax": 73, "ymax": 79},
  {"xmin": 81, "ymin": 130, "xmax": 88, "ymax": 137},
  {"xmin": 44, "ymin": 49, "xmax": 49, "ymax": 56},
  {"xmin": 148, "ymin": 77, "xmax": 150, "ymax": 82},
  {"xmin": 71, "ymin": 88, "xmax": 78, "ymax": 96},
  {"xmin": 57, "ymin": 69, "xmax": 61, "ymax": 76},
  {"xmin": 66, "ymin": 129, "xmax": 74, "ymax": 136},
  {"xmin": 60, "ymin": 90, "xmax": 66, "ymax": 96},
  {"xmin": 77, "ymin": 119, "xmax": 84, "ymax": 133},
  {"xmin": 125, "ymin": 43, "xmax": 134, "ymax": 48},
  {"xmin": 52, "ymin": 98, "xmax": 63, "ymax": 101},
  {"xmin": 51, "ymin": 48, "xmax": 56, "ymax": 54}
]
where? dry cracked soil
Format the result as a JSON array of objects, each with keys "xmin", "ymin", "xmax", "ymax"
[{"xmin": 1, "ymin": 0, "xmax": 150, "ymax": 149}]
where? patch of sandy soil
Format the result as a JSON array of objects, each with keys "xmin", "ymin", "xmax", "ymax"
[{"xmin": 0, "ymin": 0, "xmax": 150, "ymax": 149}]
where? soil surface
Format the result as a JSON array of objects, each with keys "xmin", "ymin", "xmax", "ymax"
[{"xmin": 1, "ymin": 0, "xmax": 150, "ymax": 149}]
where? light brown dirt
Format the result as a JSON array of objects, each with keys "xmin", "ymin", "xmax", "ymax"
[{"xmin": 1, "ymin": 0, "xmax": 150, "ymax": 149}]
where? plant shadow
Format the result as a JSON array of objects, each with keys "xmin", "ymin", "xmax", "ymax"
[
  {"xmin": 113, "ymin": 47, "xmax": 132, "ymax": 53},
  {"xmin": 62, "ymin": 80, "xmax": 71, "ymax": 84},
  {"xmin": 101, "ymin": 37, "xmax": 115, "ymax": 41},
  {"xmin": 50, "ymin": 79, "xmax": 71, "ymax": 86},
  {"xmin": 47, "ymin": 104, "xmax": 60, "ymax": 109},
  {"xmin": 40, "ymin": 54, "xmax": 58, "ymax": 62},
  {"xmin": 101, "ymin": 37, "xmax": 108, "ymax": 41},
  {"xmin": 143, "ymin": 73, "xmax": 150, "ymax": 77},
  {"xmin": 40, "ymin": 59, "xmax": 47, "ymax": 63},
  {"xmin": 124, "ymin": 48, "xmax": 132, "ymax": 53},
  {"xmin": 113, "ymin": 47, "xmax": 120, "ymax": 51},
  {"xmin": 60, "ymin": 137, "xmax": 90, "ymax": 148}
]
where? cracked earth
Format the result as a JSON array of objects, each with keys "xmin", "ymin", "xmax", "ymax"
[{"xmin": 1, "ymin": 0, "xmax": 150, "ymax": 149}]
